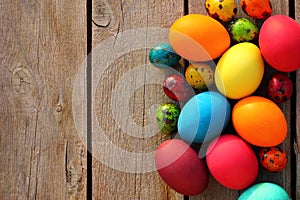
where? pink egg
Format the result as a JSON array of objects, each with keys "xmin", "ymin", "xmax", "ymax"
[
  {"xmin": 206, "ymin": 134, "xmax": 258, "ymax": 190},
  {"xmin": 259, "ymin": 15, "xmax": 300, "ymax": 72},
  {"xmin": 155, "ymin": 139, "xmax": 208, "ymax": 195}
]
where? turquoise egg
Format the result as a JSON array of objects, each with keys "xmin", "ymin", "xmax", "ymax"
[
  {"xmin": 177, "ymin": 91, "xmax": 231, "ymax": 143},
  {"xmin": 238, "ymin": 182, "xmax": 289, "ymax": 200},
  {"xmin": 149, "ymin": 43, "xmax": 181, "ymax": 68}
]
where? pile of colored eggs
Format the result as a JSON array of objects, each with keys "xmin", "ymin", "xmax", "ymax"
[{"xmin": 149, "ymin": 0, "xmax": 299, "ymax": 198}]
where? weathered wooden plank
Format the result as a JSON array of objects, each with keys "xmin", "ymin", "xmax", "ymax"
[
  {"xmin": 189, "ymin": 0, "xmax": 292, "ymax": 199},
  {"xmin": 0, "ymin": 0, "xmax": 87, "ymax": 199},
  {"xmin": 91, "ymin": 0, "xmax": 184, "ymax": 199},
  {"xmin": 295, "ymin": 0, "xmax": 300, "ymax": 199}
]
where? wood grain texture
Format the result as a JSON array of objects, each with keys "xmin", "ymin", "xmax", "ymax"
[
  {"xmin": 91, "ymin": 0, "xmax": 184, "ymax": 199},
  {"xmin": 295, "ymin": 0, "xmax": 300, "ymax": 199},
  {"xmin": 189, "ymin": 0, "xmax": 292, "ymax": 200},
  {"xmin": 0, "ymin": 0, "xmax": 87, "ymax": 199}
]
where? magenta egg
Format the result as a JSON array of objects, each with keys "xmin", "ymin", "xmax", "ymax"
[
  {"xmin": 163, "ymin": 74, "xmax": 194, "ymax": 102},
  {"xmin": 267, "ymin": 73, "xmax": 293, "ymax": 103}
]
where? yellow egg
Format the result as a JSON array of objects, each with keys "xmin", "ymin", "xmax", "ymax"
[
  {"xmin": 185, "ymin": 63, "xmax": 214, "ymax": 90},
  {"xmin": 215, "ymin": 42, "xmax": 264, "ymax": 99}
]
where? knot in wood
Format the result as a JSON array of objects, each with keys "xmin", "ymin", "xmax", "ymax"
[{"xmin": 56, "ymin": 104, "xmax": 63, "ymax": 112}]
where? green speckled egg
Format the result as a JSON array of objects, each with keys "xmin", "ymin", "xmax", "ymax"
[
  {"xmin": 238, "ymin": 182, "xmax": 289, "ymax": 200},
  {"xmin": 149, "ymin": 43, "xmax": 181, "ymax": 68},
  {"xmin": 156, "ymin": 103, "xmax": 180, "ymax": 134},
  {"xmin": 228, "ymin": 18, "xmax": 259, "ymax": 43}
]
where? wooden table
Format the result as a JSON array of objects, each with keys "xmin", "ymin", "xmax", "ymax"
[{"xmin": 0, "ymin": 0, "xmax": 299, "ymax": 199}]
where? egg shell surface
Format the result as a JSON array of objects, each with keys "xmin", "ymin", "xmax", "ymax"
[
  {"xmin": 240, "ymin": 0, "xmax": 272, "ymax": 19},
  {"xmin": 177, "ymin": 91, "xmax": 231, "ymax": 143},
  {"xmin": 185, "ymin": 63, "xmax": 214, "ymax": 91},
  {"xmin": 215, "ymin": 42, "xmax": 264, "ymax": 99},
  {"xmin": 232, "ymin": 96, "xmax": 287, "ymax": 147},
  {"xmin": 205, "ymin": 0, "xmax": 237, "ymax": 22},
  {"xmin": 206, "ymin": 134, "xmax": 259, "ymax": 190},
  {"xmin": 238, "ymin": 182, "xmax": 290, "ymax": 200},
  {"xmin": 259, "ymin": 146, "xmax": 288, "ymax": 172},
  {"xmin": 163, "ymin": 74, "xmax": 195, "ymax": 102},
  {"xmin": 169, "ymin": 14, "xmax": 230, "ymax": 62},
  {"xmin": 259, "ymin": 15, "xmax": 300, "ymax": 72},
  {"xmin": 267, "ymin": 73, "xmax": 293, "ymax": 103},
  {"xmin": 228, "ymin": 18, "xmax": 259, "ymax": 43},
  {"xmin": 156, "ymin": 103, "xmax": 180, "ymax": 135},
  {"xmin": 155, "ymin": 139, "xmax": 208, "ymax": 195},
  {"xmin": 149, "ymin": 43, "xmax": 181, "ymax": 68}
]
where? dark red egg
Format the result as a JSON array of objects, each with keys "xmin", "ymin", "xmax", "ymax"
[
  {"xmin": 259, "ymin": 146, "xmax": 288, "ymax": 172},
  {"xmin": 267, "ymin": 73, "xmax": 293, "ymax": 103},
  {"xmin": 163, "ymin": 74, "xmax": 194, "ymax": 102},
  {"xmin": 155, "ymin": 139, "xmax": 209, "ymax": 195}
]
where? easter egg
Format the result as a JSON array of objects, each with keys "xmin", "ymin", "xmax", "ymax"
[
  {"xmin": 232, "ymin": 96, "xmax": 287, "ymax": 147},
  {"xmin": 205, "ymin": 0, "xmax": 237, "ymax": 22},
  {"xmin": 149, "ymin": 43, "xmax": 181, "ymax": 68},
  {"xmin": 215, "ymin": 42, "xmax": 264, "ymax": 99},
  {"xmin": 227, "ymin": 18, "xmax": 259, "ymax": 43},
  {"xmin": 169, "ymin": 14, "xmax": 230, "ymax": 61},
  {"xmin": 155, "ymin": 139, "xmax": 209, "ymax": 195},
  {"xmin": 259, "ymin": 146, "xmax": 288, "ymax": 172},
  {"xmin": 240, "ymin": 0, "xmax": 272, "ymax": 19},
  {"xmin": 259, "ymin": 15, "xmax": 300, "ymax": 72},
  {"xmin": 185, "ymin": 63, "xmax": 214, "ymax": 91},
  {"xmin": 267, "ymin": 73, "xmax": 293, "ymax": 103},
  {"xmin": 206, "ymin": 134, "xmax": 258, "ymax": 190},
  {"xmin": 238, "ymin": 182, "xmax": 290, "ymax": 200},
  {"xmin": 163, "ymin": 74, "xmax": 194, "ymax": 102},
  {"xmin": 156, "ymin": 103, "xmax": 180, "ymax": 134},
  {"xmin": 178, "ymin": 91, "xmax": 231, "ymax": 143}
]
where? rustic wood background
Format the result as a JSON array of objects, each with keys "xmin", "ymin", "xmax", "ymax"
[{"xmin": 0, "ymin": 0, "xmax": 299, "ymax": 199}]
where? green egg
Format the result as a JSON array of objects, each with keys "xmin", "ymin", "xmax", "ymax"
[
  {"xmin": 228, "ymin": 18, "xmax": 259, "ymax": 43},
  {"xmin": 156, "ymin": 103, "xmax": 180, "ymax": 134}
]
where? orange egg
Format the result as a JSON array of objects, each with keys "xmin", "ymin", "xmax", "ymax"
[
  {"xmin": 241, "ymin": 0, "xmax": 272, "ymax": 19},
  {"xmin": 232, "ymin": 96, "xmax": 287, "ymax": 147},
  {"xmin": 169, "ymin": 14, "xmax": 230, "ymax": 62}
]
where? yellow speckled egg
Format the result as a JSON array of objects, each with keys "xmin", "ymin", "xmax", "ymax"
[
  {"xmin": 185, "ymin": 63, "xmax": 214, "ymax": 90},
  {"xmin": 205, "ymin": 0, "xmax": 238, "ymax": 22}
]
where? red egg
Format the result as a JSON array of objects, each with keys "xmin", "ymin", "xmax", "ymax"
[
  {"xmin": 259, "ymin": 15, "xmax": 300, "ymax": 72},
  {"xmin": 163, "ymin": 74, "xmax": 194, "ymax": 102},
  {"xmin": 206, "ymin": 134, "xmax": 258, "ymax": 190},
  {"xmin": 155, "ymin": 139, "xmax": 208, "ymax": 195},
  {"xmin": 259, "ymin": 146, "xmax": 288, "ymax": 172},
  {"xmin": 268, "ymin": 73, "xmax": 293, "ymax": 103}
]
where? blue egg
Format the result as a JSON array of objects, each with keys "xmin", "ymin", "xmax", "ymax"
[
  {"xmin": 149, "ymin": 43, "xmax": 181, "ymax": 68},
  {"xmin": 238, "ymin": 182, "xmax": 290, "ymax": 200},
  {"xmin": 177, "ymin": 91, "xmax": 231, "ymax": 143}
]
